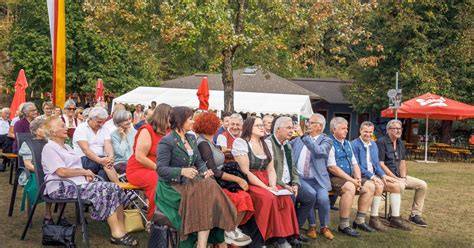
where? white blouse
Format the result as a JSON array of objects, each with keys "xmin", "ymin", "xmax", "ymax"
[{"xmin": 231, "ymin": 138, "xmax": 267, "ymax": 159}]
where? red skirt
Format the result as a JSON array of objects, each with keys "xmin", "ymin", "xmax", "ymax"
[
  {"xmin": 126, "ymin": 166, "xmax": 158, "ymax": 220},
  {"xmin": 248, "ymin": 170, "xmax": 299, "ymax": 241},
  {"xmin": 223, "ymin": 189, "xmax": 254, "ymax": 225}
]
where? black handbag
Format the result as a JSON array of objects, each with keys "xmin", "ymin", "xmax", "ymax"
[
  {"xmin": 147, "ymin": 209, "xmax": 178, "ymax": 248},
  {"xmin": 216, "ymin": 161, "xmax": 248, "ymax": 192},
  {"xmin": 147, "ymin": 223, "xmax": 178, "ymax": 248},
  {"xmin": 42, "ymin": 223, "xmax": 76, "ymax": 247}
]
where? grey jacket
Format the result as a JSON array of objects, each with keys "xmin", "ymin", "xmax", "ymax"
[
  {"xmin": 156, "ymin": 131, "xmax": 206, "ymax": 183},
  {"xmin": 290, "ymin": 134, "xmax": 333, "ymax": 191}
]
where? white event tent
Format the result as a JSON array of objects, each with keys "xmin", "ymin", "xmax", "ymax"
[{"xmin": 112, "ymin": 87, "xmax": 314, "ymax": 117}]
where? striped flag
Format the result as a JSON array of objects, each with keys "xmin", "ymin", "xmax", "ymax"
[{"xmin": 47, "ymin": 0, "xmax": 66, "ymax": 108}]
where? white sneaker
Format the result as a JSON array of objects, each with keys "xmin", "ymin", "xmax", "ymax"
[{"xmin": 224, "ymin": 228, "xmax": 252, "ymax": 246}]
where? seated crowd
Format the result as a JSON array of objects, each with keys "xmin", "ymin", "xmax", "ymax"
[{"xmin": 3, "ymin": 100, "xmax": 429, "ymax": 247}]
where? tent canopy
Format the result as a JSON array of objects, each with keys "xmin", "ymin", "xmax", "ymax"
[
  {"xmin": 381, "ymin": 93, "xmax": 474, "ymax": 120},
  {"xmin": 112, "ymin": 87, "xmax": 314, "ymax": 116}
]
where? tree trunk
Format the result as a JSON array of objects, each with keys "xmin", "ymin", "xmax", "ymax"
[
  {"xmin": 221, "ymin": 0, "xmax": 245, "ymax": 113},
  {"xmin": 440, "ymin": 120, "xmax": 453, "ymax": 144},
  {"xmin": 222, "ymin": 49, "xmax": 235, "ymax": 113}
]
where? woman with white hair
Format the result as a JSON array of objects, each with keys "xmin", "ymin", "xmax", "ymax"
[
  {"xmin": 61, "ymin": 99, "xmax": 79, "ymax": 139},
  {"xmin": 110, "ymin": 110, "xmax": 136, "ymax": 174},
  {"xmin": 13, "ymin": 102, "xmax": 38, "ymax": 152}
]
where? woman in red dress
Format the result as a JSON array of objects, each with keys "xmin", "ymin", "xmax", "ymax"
[
  {"xmin": 126, "ymin": 103, "xmax": 171, "ymax": 220},
  {"xmin": 232, "ymin": 117, "xmax": 299, "ymax": 247}
]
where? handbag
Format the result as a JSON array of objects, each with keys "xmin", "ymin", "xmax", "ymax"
[
  {"xmin": 42, "ymin": 223, "xmax": 76, "ymax": 247},
  {"xmin": 147, "ymin": 223, "xmax": 178, "ymax": 248},
  {"xmin": 124, "ymin": 208, "xmax": 145, "ymax": 233},
  {"xmin": 216, "ymin": 161, "xmax": 248, "ymax": 192}
]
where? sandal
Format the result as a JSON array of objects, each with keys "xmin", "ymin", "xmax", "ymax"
[{"xmin": 110, "ymin": 234, "xmax": 139, "ymax": 247}]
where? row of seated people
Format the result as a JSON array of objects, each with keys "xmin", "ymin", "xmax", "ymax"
[{"xmin": 16, "ymin": 103, "xmax": 429, "ymax": 247}]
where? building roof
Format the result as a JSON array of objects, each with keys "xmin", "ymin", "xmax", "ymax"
[
  {"xmin": 161, "ymin": 68, "xmax": 320, "ymax": 99},
  {"xmin": 290, "ymin": 78, "xmax": 353, "ymax": 104}
]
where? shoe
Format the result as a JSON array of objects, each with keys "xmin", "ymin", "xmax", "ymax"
[
  {"xmin": 409, "ymin": 215, "xmax": 428, "ymax": 227},
  {"xmin": 276, "ymin": 241, "xmax": 292, "ymax": 248},
  {"xmin": 0, "ymin": 164, "xmax": 5, "ymax": 172},
  {"xmin": 352, "ymin": 222, "xmax": 376, "ymax": 232},
  {"xmin": 331, "ymin": 206, "xmax": 339, "ymax": 211},
  {"xmin": 369, "ymin": 216, "xmax": 388, "ymax": 232},
  {"xmin": 288, "ymin": 236, "xmax": 303, "ymax": 247},
  {"xmin": 224, "ymin": 228, "xmax": 252, "ymax": 246},
  {"xmin": 295, "ymin": 234, "xmax": 310, "ymax": 243},
  {"xmin": 338, "ymin": 226, "xmax": 360, "ymax": 237},
  {"xmin": 320, "ymin": 227, "xmax": 334, "ymax": 240},
  {"xmin": 390, "ymin": 216, "xmax": 413, "ymax": 231},
  {"xmin": 306, "ymin": 226, "xmax": 317, "ymax": 239},
  {"xmin": 57, "ymin": 218, "xmax": 71, "ymax": 226}
]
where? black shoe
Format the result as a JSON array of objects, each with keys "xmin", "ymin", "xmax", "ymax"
[
  {"xmin": 409, "ymin": 215, "xmax": 428, "ymax": 227},
  {"xmin": 352, "ymin": 222, "xmax": 376, "ymax": 232},
  {"xmin": 338, "ymin": 226, "xmax": 360, "ymax": 237},
  {"xmin": 331, "ymin": 206, "xmax": 339, "ymax": 211},
  {"xmin": 290, "ymin": 234, "xmax": 309, "ymax": 243},
  {"xmin": 287, "ymin": 236, "xmax": 303, "ymax": 247}
]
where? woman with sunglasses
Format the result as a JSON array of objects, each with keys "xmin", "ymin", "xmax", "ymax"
[
  {"xmin": 75, "ymin": 107, "xmax": 84, "ymax": 124},
  {"xmin": 156, "ymin": 106, "xmax": 237, "ymax": 248},
  {"xmin": 232, "ymin": 117, "xmax": 299, "ymax": 247},
  {"xmin": 61, "ymin": 99, "xmax": 79, "ymax": 139}
]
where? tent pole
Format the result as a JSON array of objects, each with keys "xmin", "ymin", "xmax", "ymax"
[{"xmin": 424, "ymin": 117, "xmax": 429, "ymax": 162}]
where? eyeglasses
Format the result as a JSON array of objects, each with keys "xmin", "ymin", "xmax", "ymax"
[
  {"xmin": 253, "ymin": 124, "xmax": 264, "ymax": 128},
  {"xmin": 306, "ymin": 121, "xmax": 320, "ymax": 125},
  {"xmin": 66, "ymin": 108, "xmax": 76, "ymax": 111},
  {"xmin": 389, "ymin": 127, "xmax": 403, "ymax": 131}
]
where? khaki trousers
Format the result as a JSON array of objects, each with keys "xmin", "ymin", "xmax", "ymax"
[{"xmin": 398, "ymin": 176, "xmax": 428, "ymax": 216}]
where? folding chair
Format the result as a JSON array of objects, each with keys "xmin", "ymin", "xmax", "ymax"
[
  {"xmin": 20, "ymin": 139, "xmax": 92, "ymax": 247},
  {"xmin": 8, "ymin": 132, "xmax": 33, "ymax": 217},
  {"xmin": 117, "ymin": 173, "xmax": 149, "ymax": 222}
]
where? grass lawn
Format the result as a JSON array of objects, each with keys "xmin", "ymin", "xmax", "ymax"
[{"xmin": 1, "ymin": 161, "xmax": 473, "ymax": 247}]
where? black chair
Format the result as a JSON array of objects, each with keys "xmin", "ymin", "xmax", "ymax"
[
  {"xmin": 8, "ymin": 132, "xmax": 33, "ymax": 217},
  {"xmin": 20, "ymin": 139, "xmax": 91, "ymax": 247}
]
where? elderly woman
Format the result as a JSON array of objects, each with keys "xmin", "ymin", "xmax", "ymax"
[
  {"xmin": 42, "ymin": 116, "xmax": 138, "ymax": 246},
  {"xmin": 232, "ymin": 117, "xmax": 299, "ymax": 247},
  {"xmin": 13, "ymin": 102, "xmax": 38, "ymax": 152},
  {"xmin": 194, "ymin": 112, "xmax": 253, "ymax": 246},
  {"xmin": 73, "ymin": 107, "xmax": 118, "ymax": 182},
  {"xmin": 61, "ymin": 99, "xmax": 79, "ymax": 139},
  {"xmin": 127, "ymin": 104, "xmax": 171, "ymax": 220},
  {"xmin": 156, "ymin": 106, "xmax": 237, "ymax": 248},
  {"xmin": 110, "ymin": 110, "xmax": 136, "ymax": 174},
  {"xmin": 18, "ymin": 118, "xmax": 68, "ymax": 225}
]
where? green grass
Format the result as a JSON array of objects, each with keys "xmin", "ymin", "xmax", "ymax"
[{"xmin": 1, "ymin": 161, "xmax": 473, "ymax": 247}]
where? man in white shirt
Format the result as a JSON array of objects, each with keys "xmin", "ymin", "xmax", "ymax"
[
  {"xmin": 327, "ymin": 117, "xmax": 375, "ymax": 237},
  {"xmin": 73, "ymin": 107, "xmax": 118, "ymax": 182},
  {"xmin": 0, "ymin": 108, "xmax": 12, "ymax": 172},
  {"xmin": 216, "ymin": 113, "xmax": 243, "ymax": 152}
]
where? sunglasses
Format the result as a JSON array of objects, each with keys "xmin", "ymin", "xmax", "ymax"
[{"xmin": 67, "ymin": 108, "xmax": 76, "ymax": 110}]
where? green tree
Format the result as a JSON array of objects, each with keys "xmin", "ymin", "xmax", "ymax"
[{"xmin": 6, "ymin": 0, "xmax": 155, "ymax": 100}]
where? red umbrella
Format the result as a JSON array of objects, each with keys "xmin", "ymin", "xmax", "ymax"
[
  {"xmin": 381, "ymin": 93, "xmax": 474, "ymax": 120},
  {"xmin": 381, "ymin": 93, "xmax": 474, "ymax": 162},
  {"xmin": 95, "ymin": 78, "xmax": 105, "ymax": 103},
  {"xmin": 196, "ymin": 76, "xmax": 210, "ymax": 110},
  {"xmin": 9, "ymin": 69, "xmax": 29, "ymax": 119}
]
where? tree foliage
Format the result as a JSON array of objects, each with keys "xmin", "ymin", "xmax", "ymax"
[
  {"xmin": 5, "ymin": 0, "xmax": 155, "ymax": 98},
  {"xmin": 343, "ymin": 1, "xmax": 474, "ymax": 112}
]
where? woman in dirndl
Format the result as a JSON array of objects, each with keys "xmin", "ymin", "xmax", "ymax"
[
  {"xmin": 232, "ymin": 116, "xmax": 299, "ymax": 247},
  {"xmin": 42, "ymin": 116, "xmax": 138, "ymax": 246},
  {"xmin": 155, "ymin": 106, "xmax": 238, "ymax": 248}
]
